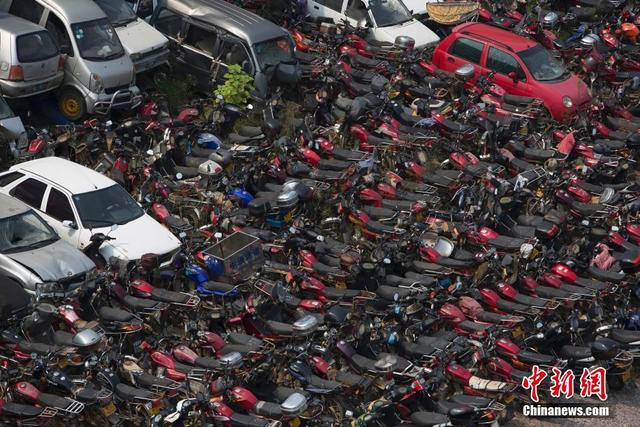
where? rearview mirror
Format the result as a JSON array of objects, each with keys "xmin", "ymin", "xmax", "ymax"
[{"xmin": 62, "ymin": 220, "xmax": 78, "ymax": 230}]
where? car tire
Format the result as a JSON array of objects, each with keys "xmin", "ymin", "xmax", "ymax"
[{"xmin": 59, "ymin": 88, "xmax": 87, "ymax": 121}]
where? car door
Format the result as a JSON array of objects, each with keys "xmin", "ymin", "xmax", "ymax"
[
  {"xmin": 40, "ymin": 186, "xmax": 83, "ymax": 248},
  {"xmin": 484, "ymin": 46, "xmax": 530, "ymax": 97},
  {"xmin": 179, "ymin": 21, "xmax": 222, "ymax": 90},
  {"xmin": 444, "ymin": 36, "xmax": 486, "ymax": 79},
  {"xmin": 307, "ymin": 0, "xmax": 346, "ymax": 24},
  {"xmin": 215, "ymin": 35, "xmax": 255, "ymax": 84}
]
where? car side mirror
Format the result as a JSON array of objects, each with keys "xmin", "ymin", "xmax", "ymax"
[
  {"xmin": 60, "ymin": 45, "xmax": 70, "ymax": 55},
  {"xmin": 62, "ymin": 220, "xmax": 78, "ymax": 230},
  {"xmin": 357, "ymin": 18, "xmax": 369, "ymax": 29},
  {"xmin": 508, "ymin": 71, "xmax": 517, "ymax": 81}
]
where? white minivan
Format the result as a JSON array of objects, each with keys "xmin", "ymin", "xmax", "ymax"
[
  {"xmin": 3, "ymin": 0, "xmax": 142, "ymax": 120},
  {"xmin": 307, "ymin": 0, "xmax": 439, "ymax": 48},
  {"xmin": 93, "ymin": 0, "xmax": 169, "ymax": 73},
  {"xmin": 0, "ymin": 157, "xmax": 182, "ymax": 268}
]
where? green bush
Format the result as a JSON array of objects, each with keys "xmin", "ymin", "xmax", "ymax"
[{"xmin": 214, "ymin": 65, "xmax": 254, "ymax": 106}]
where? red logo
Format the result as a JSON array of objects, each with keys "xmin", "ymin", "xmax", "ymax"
[{"xmin": 522, "ymin": 366, "xmax": 608, "ymax": 402}]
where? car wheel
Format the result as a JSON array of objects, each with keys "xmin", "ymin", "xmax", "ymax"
[{"xmin": 59, "ymin": 88, "xmax": 87, "ymax": 121}]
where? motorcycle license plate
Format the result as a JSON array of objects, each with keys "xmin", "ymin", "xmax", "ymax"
[
  {"xmin": 512, "ymin": 326, "xmax": 524, "ymax": 338},
  {"xmin": 101, "ymin": 402, "xmax": 116, "ymax": 417},
  {"xmin": 504, "ymin": 394, "xmax": 515, "ymax": 404},
  {"xmin": 622, "ymin": 370, "xmax": 632, "ymax": 382},
  {"xmin": 290, "ymin": 418, "xmax": 301, "ymax": 427},
  {"xmin": 336, "ymin": 281, "xmax": 347, "ymax": 289},
  {"xmin": 284, "ymin": 211, "xmax": 293, "ymax": 223}
]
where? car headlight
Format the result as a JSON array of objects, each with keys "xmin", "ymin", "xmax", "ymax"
[
  {"xmin": 37, "ymin": 282, "xmax": 63, "ymax": 295},
  {"xmin": 129, "ymin": 52, "xmax": 141, "ymax": 62},
  {"xmin": 562, "ymin": 96, "xmax": 573, "ymax": 108},
  {"xmin": 89, "ymin": 73, "xmax": 104, "ymax": 93}
]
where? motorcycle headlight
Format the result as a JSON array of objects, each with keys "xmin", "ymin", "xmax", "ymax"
[{"xmin": 562, "ymin": 96, "xmax": 573, "ymax": 108}]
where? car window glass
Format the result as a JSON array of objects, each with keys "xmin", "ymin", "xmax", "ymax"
[
  {"xmin": 487, "ymin": 47, "xmax": 526, "ymax": 80},
  {"xmin": 184, "ymin": 23, "xmax": 217, "ymax": 56},
  {"xmin": 46, "ymin": 13, "xmax": 74, "ymax": 57},
  {"xmin": 449, "ymin": 37, "xmax": 483, "ymax": 64},
  {"xmin": 219, "ymin": 39, "xmax": 253, "ymax": 74},
  {"xmin": 9, "ymin": 0, "xmax": 44, "ymax": 24},
  {"xmin": 317, "ymin": 0, "xmax": 343, "ymax": 11},
  {"xmin": 10, "ymin": 178, "xmax": 46, "ymax": 209},
  {"xmin": 45, "ymin": 188, "xmax": 74, "ymax": 223},
  {"xmin": 345, "ymin": 0, "xmax": 369, "ymax": 23},
  {"xmin": 0, "ymin": 172, "xmax": 24, "ymax": 187},
  {"xmin": 155, "ymin": 8, "xmax": 183, "ymax": 38},
  {"xmin": 17, "ymin": 31, "xmax": 59, "ymax": 63}
]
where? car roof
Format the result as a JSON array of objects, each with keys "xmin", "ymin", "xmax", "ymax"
[
  {"xmin": 162, "ymin": 0, "xmax": 287, "ymax": 43},
  {"xmin": 452, "ymin": 22, "xmax": 538, "ymax": 53},
  {"xmin": 38, "ymin": 0, "xmax": 107, "ymax": 24},
  {"xmin": 10, "ymin": 157, "xmax": 115, "ymax": 194},
  {"xmin": 0, "ymin": 13, "xmax": 48, "ymax": 37},
  {"xmin": 0, "ymin": 192, "xmax": 30, "ymax": 219}
]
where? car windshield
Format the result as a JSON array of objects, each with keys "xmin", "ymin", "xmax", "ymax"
[
  {"xmin": 73, "ymin": 184, "xmax": 143, "ymax": 229},
  {"xmin": 71, "ymin": 18, "xmax": 125, "ymax": 61},
  {"xmin": 0, "ymin": 211, "xmax": 58, "ymax": 253},
  {"xmin": 518, "ymin": 45, "xmax": 566, "ymax": 82},
  {"xmin": 253, "ymin": 37, "xmax": 295, "ymax": 70},
  {"xmin": 17, "ymin": 31, "xmax": 59, "ymax": 63},
  {"xmin": 94, "ymin": 0, "xmax": 138, "ymax": 27},
  {"xmin": 369, "ymin": 0, "xmax": 412, "ymax": 27}
]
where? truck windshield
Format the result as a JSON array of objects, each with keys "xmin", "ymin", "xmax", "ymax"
[
  {"xmin": 73, "ymin": 184, "xmax": 143, "ymax": 228},
  {"xmin": 0, "ymin": 211, "xmax": 58, "ymax": 253},
  {"xmin": 94, "ymin": 0, "xmax": 138, "ymax": 27},
  {"xmin": 71, "ymin": 18, "xmax": 125, "ymax": 61},
  {"xmin": 17, "ymin": 31, "xmax": 59, "ymax": 63},
  {"xmin": 369, "ymin": 0, "xmax": 413, "ymax": 27},
  {"xmin": 518, "ymin": 45, "xmax": 566, "ymax": 82},
  {"xmin": 253, "ymin": 37, "xmax": 295, "ymax": 70}
]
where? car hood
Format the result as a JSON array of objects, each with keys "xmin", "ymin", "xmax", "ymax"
[
  {"xmin": 96, "ymin": 214, "xmax": 180, "ymax": 261},
  {"xmin": 115, "ymin": 19, "xmax": 168, "ymax": 55},
  {"xmin": 374, "ymin": 20, "xmax": 439, "ymax": 48},
  {"xmin": 6, "ymin": 239, "xmax": 94, "ymax": 281},
  {"xmin": 402, "ymin": 0, "xmax": 429, "ymax": 15},
  {"xmin": 536, "ymin": 73, "xmax": 591, "ymax": 107}
]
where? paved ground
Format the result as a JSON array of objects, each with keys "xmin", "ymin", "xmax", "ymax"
[{"xmin": 507, "ymin": 380, "xmax": 639, "ymax": 427}]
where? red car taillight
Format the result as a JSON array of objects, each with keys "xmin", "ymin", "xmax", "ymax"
[{"xmin": 8, "ymin": 65, "xmax": 23, "ymax": 81}]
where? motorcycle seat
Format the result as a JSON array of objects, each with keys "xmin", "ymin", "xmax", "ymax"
[
  {"xmin": 376, "ymin": 285, "xmax": 413, "ymax": 300},
  {"xmin": 36, "ymin": 393, "xmax": 76, "ymax": 410},
  {"xmin": 468, "ymin": 376, "xmax": 511, "ymax": 392},
  {"xmin": 441, "ymin": 119, "xmax": 474, "ymax": 134},
  {"xmin": 411, "ymin": 260, "xmax": 449, "ymax": 274},
  {"xmin": 587, "ymin": 266, "xmax": 625, "ymax": 283},
  {"xmin": 334, "ymin": 370, "xmax": 371, "ymax": 388},
  {"xmin": 165, "ymin": 215, "xmax": 191, "ymax": 230},
  {"xmin": 334, "ymin": 94, "xmax": 354, "ymax": 111},
  {"xmin": 309, "ymin": 168, "xmax": 342, "ymax": 181},
  {"xmin": 238, "ymin": 126, "xmax": 263, "ymax": 138},
  {"xmin": 151, "ymin": 288, "xmax": 191, "ymax": 304},
  {"xmin": 348, "ymin": 79, "xmax": 374, "ymax": 96},
  {"xmin": 226, "ymin": 333, "xmax": 263, "ymax": 348},
  {"xmin": 507, "ymin": 157, "xmax": 535, "ymax": 172},
  {"xmin": 193, "ymin": 356, "xmax": 223, "ymax": 370},
  {"xmin": 17, "ymin": 340, "xmax": 59, "ymax": 355},
  {"xmin": 253, "ymin": 400, "xmax": 282, "ymax": 418},
  {"xmin": 322, "ymin": 287, "xmax": 361, "ymax": 299},
  {"xmin": 518, "ymin": 350, "xmax": 556, "ymax": 365},
  {"xmin": 361, "ymin": 205, "xmax": 396, "ymax": 219},
  {"xmin": 266, "ymin": 320, "xmax": 294, "ymax": 336},
  {"xmin": 572, "ymin": 276, "xmax": 608, "ymax": 291},
  {"xmin": 366, "ymin": 133, "xmax": 396, "ymax": 146},
  {"xmin": 331, "ymin": 147, "xmax": 366, "ymax": 161},
  {"xmin": 517, "ymin": 215, "xmax": 553, "ymax": 227},
  {"xmin": 605, "ymin": 116, "xmax": 640, "ymax": 132},
  {"xmin": 227, "ymin": 133, "xmax": 263, "ymax": 144},
  {"xmin": 349, "ymin": 68, "xmax": 376, "ymax": 83},
  {"xmin": 203, "ymin": 281, "xmax": 236, "ymax": 294},
  {"xmin": 115, "ymin": 383, "xmax": 156, "ymax": 402},
  {"xmin": 53, "ymin": 331, "xmax": 77, "ymax": 347},
  {"xmin": 317, "ymin": 159, "xmax": 352, "ymax": 171},
  {"xmin": 534, "ymin": 285, "xmax": 572, "ymax": 299},
  {"xmin": 579, "ymin": 0, "xmax": 611, "ymax": 8},
  {"xmin": 1, "ymin": 402, "xmax": 44, "ymax": 417},
  {"xmin": 411, "ymin": 411, "xmax": 450, "ymax": 426},
  {"xmin": 507, "ymin": 224, "xmax": 536, "ymax": 239},
  {"xmin": 450, "ymin": 394, "xmax": 493, "ymax": 408},
  {"xmin": 133, "ymin": 371, "xmax": 178, "ymax": 389},
  {"xmin": 487, "ymin": 235, "xmax": 525, "ymax": 251},
  {"xmin": 592, "ymin": 139, "xmax": 627, "ymax": 153},
  {"xmin": 475, "ymin": 310, "xmax": 511, "ymax": 324},
  {"xmin": 568, "ymin": 6, "xmax": 598, "ymax": 20},
  {"xmin": 610, "ymin": 329, "xmax": 640, "ymax": 344},
  {"xmin": 458, "ymin": 320, "xmax": 490, "ymax": 332},
  {"xmin": 172, "ymin": 165, "xmax": 200, "ymax": 179},
  {"xmin": 503, "ymin": 94, "xmax": 538, "ymax": 106},
  {"xmin": 122, "ymin": 295, "xmax": 162, "ymax": 311},
  {"xmin": 98, "ymin": 307, "xmax": 135, "ymax": 322},
  {"xmin": 352, "ymin": 54, "xmax": 385, "ymax": 68},
  {"xmin": 495, "ymin": 298, "xmax": 529, "ymax": 313},
  {"xmin": 436, "ymin": 257, "xmax": 474, "ymax": 268},
  {"xmin": 311, "ymin": 261, "xmax": 342, "ymax": 276},
  {"xmin": 366, "ymin": 220, "xmax": 397, "ymax": 235},
  {"xmin": 75, "ymin": 387, "xmax": 100, "ymax": 404},
  {"xmin": 571, "ymin": 201, "xmax": 606, "ymax": 217},
  {"xmin": 560, "ymin": 345, "xmax": 592, "ymax": 360},
  {"xmin": 230, "ymin": 413, "xmax": 271, "ymax": 427},
  {"xmin": 367, "ymin": 39, "xmax": 394, "ymax": 48},
  {"xmin": 512, "ymin": 293, "xmax": 547, "ymax": 307},
  {"xmin": 401, "ymin": 341, "xmax": 439, "ymax": 358},
  {"xmin": 510, "ymin": 368, "xmax": 530, "ymax": 382},
  {"xmin": 381, "ymin": 198, "xmax": 416, "ymax": 211},
  {"xmin": 387, "ymin": 274, "xmax": 436, "ymax": 287},
  {"xmin": 308, "ymin": 374, "xmax": 342, "ymax": 391}
]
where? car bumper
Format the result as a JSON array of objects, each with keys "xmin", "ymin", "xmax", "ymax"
[
  {"xmin": 133, "ymin": 48, "xmax": 170, "ymax": 73},
  {"xmin": 87, "ymin": 85, "xmax": 142, "ymax": 115},
  {"xmin": 1, "ymin": 71, "xmax": 64, "ymax": 98}
]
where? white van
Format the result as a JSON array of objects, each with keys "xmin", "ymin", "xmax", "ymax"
[
  {"xmin": 307, "ymin": 0, "xmax": 439, "ymax": 48},
  {"xmin": 3, "ymin": 0, "xmax": 141, "ymax": 120},
  {"xmin": 93, "ymin": 0, "xmax": 169, "ymax": 73}
]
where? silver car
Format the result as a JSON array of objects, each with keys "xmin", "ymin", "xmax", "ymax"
[
  {"xmin": 0, "ymin": 193, "xmax": 96, "ymax": 296},
  {"xmin": 0, "ymin": 13, "xmax": 64, "ymax": 98}
]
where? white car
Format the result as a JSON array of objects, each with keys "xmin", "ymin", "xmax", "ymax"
[
  {"xmin": 307, "ymin": 0, "xmax": 439, "ymax": 48},
  {"xmin": 0, "ymin": 157, "xmax": 181, "ymax": 268}
]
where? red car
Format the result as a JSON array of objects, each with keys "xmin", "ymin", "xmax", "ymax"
[{"xmin": 432, "ymin": 22, "xmax": 591, "ymax": 122}]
